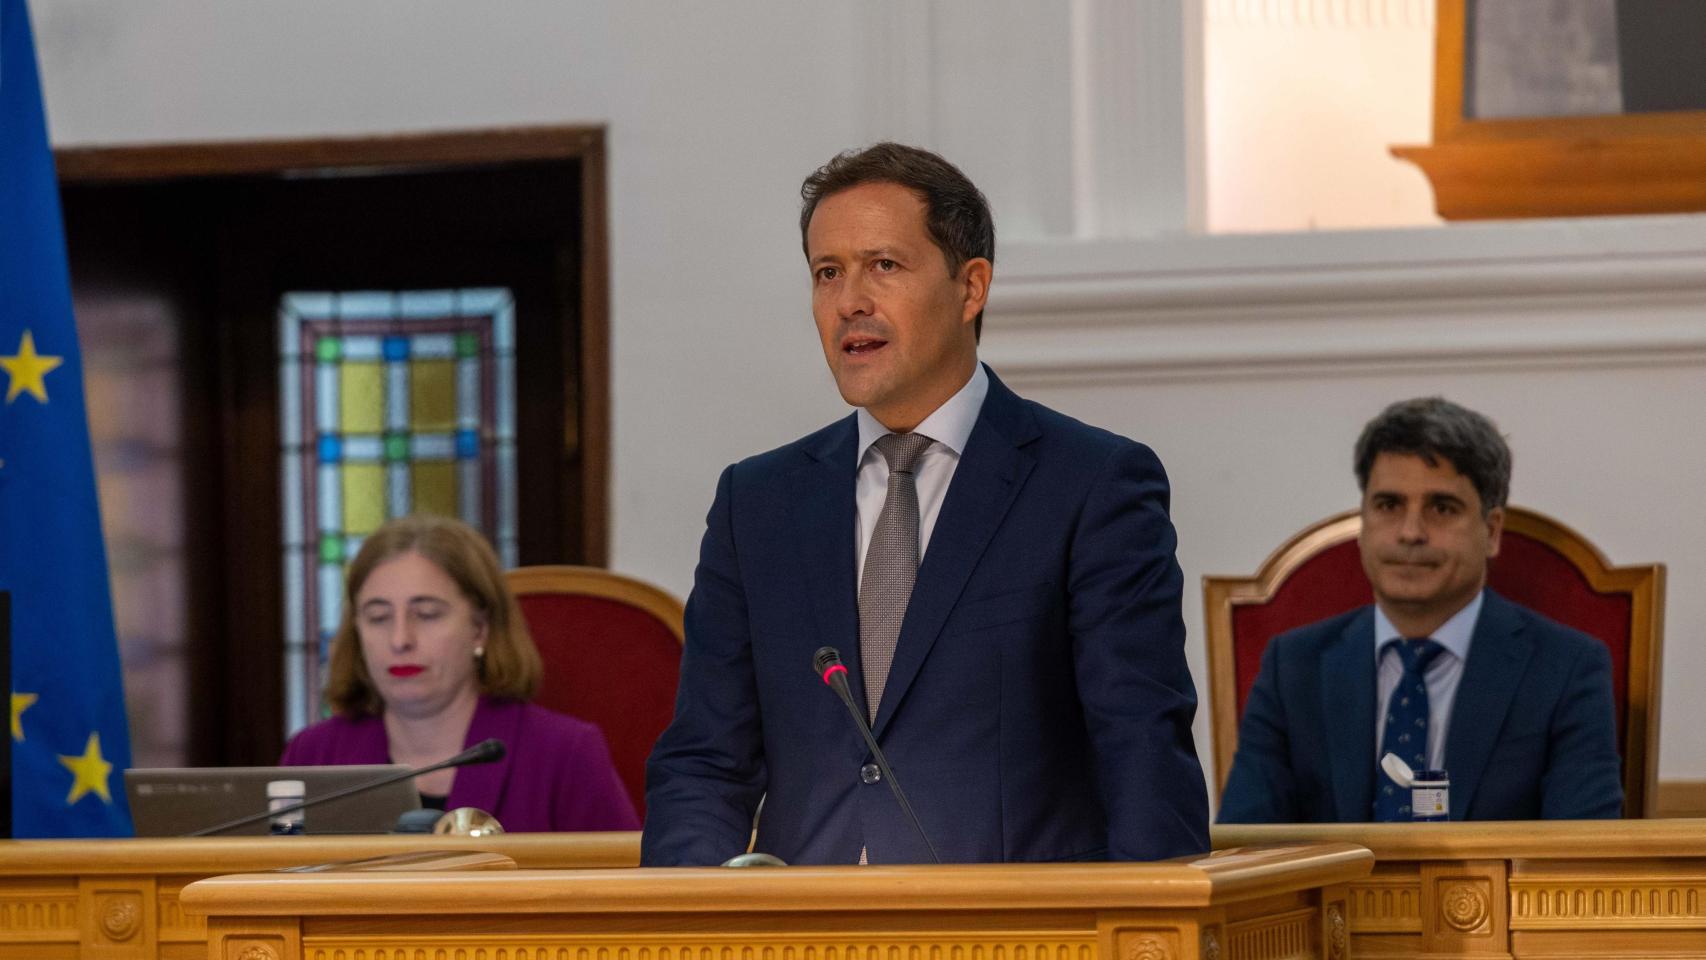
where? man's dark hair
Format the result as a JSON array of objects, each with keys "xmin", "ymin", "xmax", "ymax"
[
  {"xmin": 800, "ymin": 142, "xmax": 995, "ymax": 341},
  {"xmin": 1354, "ymin": 397, "xmax": 1512, "ymax": 513}
]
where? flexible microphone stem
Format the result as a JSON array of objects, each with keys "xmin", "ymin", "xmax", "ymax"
[
  {"xmin": 813, "ymin": 647, "xmax": 941, "ymax": 864},
  {"xmin": 186, "ymin": 738, "xmax": 506, "ymax": 837}
]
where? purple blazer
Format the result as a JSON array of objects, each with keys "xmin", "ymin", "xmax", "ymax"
[{"xmin": 280, "ymin": 696, "xmax": 639, "ymax": 833}]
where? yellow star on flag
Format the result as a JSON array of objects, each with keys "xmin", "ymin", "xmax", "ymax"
[
  {"xmin": 1, "ymin": 330, "xmax": 64, "ymax": 404},
  {"xmin": 59, "ymin": 732, "xmax": 115, "ymax": 805},
  {"xmin": 11, "ymin": 692, "xmax": 37, "ymax": 741}
]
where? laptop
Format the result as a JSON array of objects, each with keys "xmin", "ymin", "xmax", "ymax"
[{"xmin": 125, "ymin": 765, "xmax": 421, "ymax": 836}]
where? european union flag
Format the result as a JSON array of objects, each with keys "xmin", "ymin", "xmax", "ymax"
[{"xmin": 1, "ymin": 0, "xmax": 134, "ymax": 837}]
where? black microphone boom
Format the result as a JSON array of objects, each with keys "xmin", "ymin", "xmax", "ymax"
[
  {"xmin": 185, "ymin": 738, "xmax": 507, "ymax": 837},
  {"xmin": 812, "ymin": 646, "xmax": 941, "ymax": 864}
]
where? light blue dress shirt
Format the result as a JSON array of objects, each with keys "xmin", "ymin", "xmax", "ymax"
[{"xmin": 1373, "ymin": 589, "xmax": 1485, "ymax": 771}]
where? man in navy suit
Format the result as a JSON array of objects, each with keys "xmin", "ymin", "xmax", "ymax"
[
  {"xmin": 642, "ymin": 143, "xmax": 1208, "ymax": 865},
  {"xmin": 1218, "ymin": 398, "xmax": 1623, "ymax": 822}
]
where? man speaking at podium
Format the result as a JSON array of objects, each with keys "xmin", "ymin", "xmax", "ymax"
[{"xmin": 642, "ymin": 144, "xmax": 1207, "ymax": 865}]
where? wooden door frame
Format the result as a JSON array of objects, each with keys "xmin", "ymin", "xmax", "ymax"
[
  {"xmin": 56, "ymin": 128, "xmax": 609, "ymax": 762},
  {"xmin": 55, "ymin": 126, "xmax": 610, "ymax": 566}
]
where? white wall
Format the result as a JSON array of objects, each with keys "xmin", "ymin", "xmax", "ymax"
[
  {"xmin": 33, "ymin": 0, "xmax": 1706, "ymax": 789},
  {"xmin": 1204, "ymin": 0, "xmax": 1441, "ymax": 232}
]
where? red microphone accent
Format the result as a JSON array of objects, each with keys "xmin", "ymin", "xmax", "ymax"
[{"xmin": 821, "ymin": 663, "xmax": 849, "ymax": 685}]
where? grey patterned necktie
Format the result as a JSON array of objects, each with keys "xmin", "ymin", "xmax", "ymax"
[{"xmin": 859, "ymin": 431, "xmax": 934, "ymax": 722}]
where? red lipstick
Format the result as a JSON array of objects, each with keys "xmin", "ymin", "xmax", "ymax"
[{"xmin": 387, "ymin": 665, "xmax": 425, "ymax": 677}]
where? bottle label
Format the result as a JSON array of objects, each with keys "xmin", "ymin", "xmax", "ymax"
[{"xmin": 1411, "ymin": 784, "xmax": 1449, "ymax": 821}]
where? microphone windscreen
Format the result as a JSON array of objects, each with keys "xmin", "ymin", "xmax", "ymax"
[
  {"xmin": 812, "ymin": 646, "xmax": 842, "ymax": 677},
  {"xmin": 465, "ymin": 738, "xmax": 506, "ymax": 765}
]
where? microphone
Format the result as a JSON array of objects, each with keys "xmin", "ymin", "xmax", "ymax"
[
  {"xmin": 812, "ymin": 647, "xmax": 940, "ymax": 864},
  {"xmin": 186, "ymin": 738, "xmax": 508, "ymax": 837}
]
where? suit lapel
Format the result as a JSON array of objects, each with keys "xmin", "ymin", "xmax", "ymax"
[
  {"xmin": 794, "ymin": 416, "xmax": 864, "ymax": 709},
  {"xmin": 871, "ymin": 369, "xmax": 1037, "ymax": 740},
  {"xmin": 1444, "ymin": 591, "xmax": 1531, "ymax": 819},
  {"xmin": 446, "ymin": 697, "xmax": 516, "ymax": 814},
  {"xmin": 1322, "ymin": 609, "xmax": 1377, "ymax": 821}
]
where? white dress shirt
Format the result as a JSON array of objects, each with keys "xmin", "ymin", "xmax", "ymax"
[
  {"xmin": 1373, "ymin": 589, "xmax": 1484, "ymax": 771},
  {"xmin": 853, "ymin": 363, "xmax": 989, "ymax": 592}
]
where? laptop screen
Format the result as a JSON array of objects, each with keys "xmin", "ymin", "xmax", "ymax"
[{"xmin": 125, "ymin": 764, "xmax": 420, "ymax": 836}]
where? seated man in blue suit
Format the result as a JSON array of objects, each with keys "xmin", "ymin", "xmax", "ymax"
[
  {"xmin": 642, "ymin": 143, "xmax": 1208, "ymax": 865},
  {"xmin": 1219, "ymin": 398, "xmax": 1623, "ymax": 822}
]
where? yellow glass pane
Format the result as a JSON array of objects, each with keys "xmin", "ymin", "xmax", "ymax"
[
  {"xmin": 410, "ymin": 359, "xmax": 456, "ymax": 431},
  {"xmin": 342, "ymin": 464, "xmax": 386, "ymax": 534},
  {"xmin": 339, "ymin": 362, "xmax": 385, "ymax": 433},
  {"xmin": 413, "ymin": 461, "xmax": 457, "ymax": 519}
]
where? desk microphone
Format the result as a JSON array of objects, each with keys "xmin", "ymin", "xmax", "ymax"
[
  {"xmin": 185, "ymin": 738, "xmax": 507, "ymax": 837},
  {"xmin": 812, "ymin": 647, "xmax": 940, "ymax": 864}
]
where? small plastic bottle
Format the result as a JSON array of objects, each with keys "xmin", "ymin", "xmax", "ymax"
[
  {"xmin": 266, "ymin": 779, "xmax": 306, "ymax": 835},
  {"xmin": 1410, "ymin": 770, "xmax": 1450, "ymax": 822}
]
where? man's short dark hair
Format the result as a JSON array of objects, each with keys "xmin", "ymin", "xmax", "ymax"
[
  {"xmin": 1354, "ymin": 397, "xmax": 1512, "ymax": 513},
  {"xmin": 800, "ymin": 142, "xmax": 995, "ymax": 340}
]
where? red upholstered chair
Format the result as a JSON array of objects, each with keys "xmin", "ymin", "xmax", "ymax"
[
  {"xmin": 1203, "ymin": 507, "xmax": 1664, "ymax": 816},
  {"xmin": 506, "ymin": 565, "xmax": 685, "ymax": 818}
]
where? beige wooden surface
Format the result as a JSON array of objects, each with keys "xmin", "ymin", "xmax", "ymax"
[
  {"xmin": 1216, "ymin": 820, "xmax": 1706, "ymax": 959},
  {"xmin": 181, "ymin": 843, "xmax": 1372, "ymax": 960},
  {"xmin": 0, "ymin": 832, "xmax": 637, "ymax": 960}
]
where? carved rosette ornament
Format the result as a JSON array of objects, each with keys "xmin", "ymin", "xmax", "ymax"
[
  {"xmin": 1200, "ymin": 929, "xmax": 1222, "ymax": 960},
  {"xmin": 1441, "ymin": 883, "xmax": 1490, "ymax": 932},
  {"xmin": 235, "ymin": 946, "xmax": 278, "ymax": 960},
  {"xmin": 1326, "ymin": 902, "xmax": 1348, "ymax": 960},
  {"xmin": 1125, "ymin": 935, "xmax": 1171, "ymax": 960},
  {"xmin": 100, "ymin": 899, "xmax": 139, "ymax": 942}
]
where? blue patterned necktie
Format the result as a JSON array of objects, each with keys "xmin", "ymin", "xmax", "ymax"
[{"xmin": 1373, "ymin": 637, "xmax": 1446, "ymax": 821}]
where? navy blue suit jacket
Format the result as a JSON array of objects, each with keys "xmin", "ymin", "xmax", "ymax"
[
  {"xmin": 642, "ymin": 368, "xmax": 1208, "ymax": 864},
  {"xmin": 1218, "ymin": 590, "xmax": 1623, "ymax": 822}
]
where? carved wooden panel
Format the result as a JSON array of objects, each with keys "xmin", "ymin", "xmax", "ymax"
[
  {"xmin": 1117, "ymin": 932, "xmax": 1176, "ymax": 960},
  {"xmin": 1419, "ymin": 861, "xmax": 1509, "ymax": 957},
  {"xmin": 1345, "ymin": 877, "xmax": 1424, "ymax": 933},
  {"xmin": 1225, "ymin": 907, "xmax": 1315, "ymax": 960},
  {"xmin": 1319, "ymin": 888, "xmax": 1349, "ymax": 960},
  {"xmin": 156, "ymin": 878, "xmax": 206, "ymax": 942},
  {"xmin": 301, "ymin": 938, "xmax": 1100, "ymax": 960},
  {"xmin": 0, "ymin": 881, "xmax": 79, "ymax": 940},
  {"xmin": 207, "ymin": 917, "xmax": 298, "ymax": 960},
  {"xmin": 1510, "ymin": 880, "xmax": 1706, "ymax": 926},
  {"xmin": 79, "ymin": 876, "xmax": 157, "ymax": 960}
]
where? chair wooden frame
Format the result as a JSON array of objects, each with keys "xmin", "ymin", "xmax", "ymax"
[
  {"xmin": 505, "ymin": 565, "xmax": 685, "ymax": 645},
  {"xmin": 1204, "ymin": 506, "xmax": 1665, "ymax": 817}
]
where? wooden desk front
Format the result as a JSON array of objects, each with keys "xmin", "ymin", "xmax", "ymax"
[
  {"xmin": 0, "ymin": 832, "xmax": 637, "ymax": 959},
  {"xmin": 179, "ymin": 844, "xmax": 1371, "ymax": 960},
  {"xmin": 1216, "ymin": 820, "xmax": 1706, "ymax": 959}
]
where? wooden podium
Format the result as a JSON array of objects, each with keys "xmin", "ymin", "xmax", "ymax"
[
  {"xmin": 0, "ymin": 833, "xmax": 636, "ymax": 958},
  {"xmin": 1216, "ymin": 820, "xmax": 1706, "ymax": 959},
  {"xmin": 179, "ymin": 845, "xmax": 1371, "ymax": 960}
]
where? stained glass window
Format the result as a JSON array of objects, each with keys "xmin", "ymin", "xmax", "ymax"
[{"xmin": 278, "ymin": 289, "xmax": 517, "ymax": 734}]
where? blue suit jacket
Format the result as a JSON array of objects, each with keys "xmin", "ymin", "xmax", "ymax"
[
  {"xmin": 1217, "ymin": 590, "xmax": 1623, "ymax": 822},
  {"xmin": 642, "ymin": 367, "xmax": 1208, "ymax": 864}
]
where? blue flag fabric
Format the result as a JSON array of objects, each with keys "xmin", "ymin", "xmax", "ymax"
[{"xmin": 1, "ymin": 0, "xmax": 134, "ymax": 837}]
